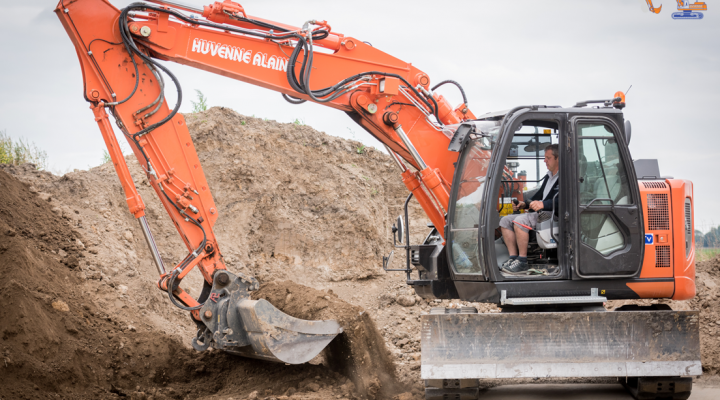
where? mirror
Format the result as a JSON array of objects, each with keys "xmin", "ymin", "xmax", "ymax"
[
  {"xmin": 624, "ymin": 120, "xmax": 632, "ymax": 145},
  {"xmin": 396, "ymin": 215, "xmax": 405, "ymax": 244}
]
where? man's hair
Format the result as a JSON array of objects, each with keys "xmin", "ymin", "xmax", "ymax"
[{"xmin": 545, "ymin": 144, "xmax": 559, "ymax": 159}]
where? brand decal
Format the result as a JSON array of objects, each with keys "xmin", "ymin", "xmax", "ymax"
[
  {"xmin": 190, "ymin": 38, "xmax": 289, "ymax": 71},
  {"xmin": 645, "ymin": 234, "xmax": 654, "ymax": 245}
]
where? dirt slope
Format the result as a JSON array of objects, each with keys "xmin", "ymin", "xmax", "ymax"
[
  {"xmin": 674, "ymin": 255, "xmax": 720, "ymax": 374},
  {"xmin": 4, "ymin": 106, "xmax": 716, "ymax": 399},
  {"xmin": 253, "ymin": 281, "xmax": 403, "ymax": 399},
  {"xmin": 0, "ymin": 162, "xmax": 408, "ymax": 400},
  {"xmin": 0, "ymin": 108, "xmax": 428, "ymax": 399}
]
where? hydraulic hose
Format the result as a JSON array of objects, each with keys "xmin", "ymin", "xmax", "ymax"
[{"xmin": 432, "ymin": 80, "xmax": 468, "ymax": 105}]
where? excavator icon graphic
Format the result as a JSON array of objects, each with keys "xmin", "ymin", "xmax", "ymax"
[
  {"xmin": 672, "ymin": 0, "xmax": 707, "ymax": 19},
  {"xmin": 645, "ymin": 0, "xmax": 662, "ymax": 14},
  {"xmin": 645, "ymin": 0, "xmax": 707, "ymax": 18}
]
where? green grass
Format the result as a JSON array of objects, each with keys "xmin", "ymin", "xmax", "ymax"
[
  {"xmin": 697, "ymin": 247, "xmax": 720, "ymax": 262},
  {"xmin": 0, "ymin": 129, "xmax": 48, "ymax": 170},
  {"xmin": 191, "ymin": 90, "xmax": 208, "ymax": 113},
  {"xmin": 101, "ymin": 150, "xmax": 112, "ymax": 165}
]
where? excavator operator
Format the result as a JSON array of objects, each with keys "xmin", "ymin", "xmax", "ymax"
[{"xmin": 499, "ymin": 144, "xmax": 560, "ymax": 274}]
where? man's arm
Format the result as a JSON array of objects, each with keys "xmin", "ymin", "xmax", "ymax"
[
  {"xmin": 526, "ymin": 176, "xmax": 549, "ymax": 210},
  {"xmin": 540, "ymin": 181, "xmax": 559, "ymax": 211}
]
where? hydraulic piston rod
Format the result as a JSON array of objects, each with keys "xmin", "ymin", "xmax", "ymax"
[{"xmin": 138, "ymin": 216, "xmax": 166, "ymax": 275}]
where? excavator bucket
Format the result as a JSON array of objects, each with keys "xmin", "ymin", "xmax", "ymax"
[{"xmin": 191, "ymin": 272, "xmax": 342, "ymax": 364}]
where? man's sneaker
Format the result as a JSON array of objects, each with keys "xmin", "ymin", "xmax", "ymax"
[
  {"xmin": 502, "ymin": 259, "xmax": 529, "ymax": 274},
  {"xmin": 500, "ymin": 258, "xmax": 516, "ymax": 270}
]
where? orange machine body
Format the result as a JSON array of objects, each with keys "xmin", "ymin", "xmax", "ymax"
[{"xmin": 634, "ymin": 179, "xmax": 695, "ymax": 300}]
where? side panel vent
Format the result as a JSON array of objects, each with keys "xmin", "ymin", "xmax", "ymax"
[
  {"xmin": 647, "ymin": 194, "xmax": 670, "ymax": 230},
  {"xmin": 656, "ymin": 246, "xmax": 671, "ymax": 268},
  {"xmin": 642, "ymin": 181, "xmax": 668, "ymax": 189},
  {"xmin": 685, "ymin": 198, "xmax": 692, "ymax": 257}
]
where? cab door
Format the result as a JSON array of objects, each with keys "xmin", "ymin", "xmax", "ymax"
[{"xmin": 571, "ymin": 116, "xmax": 643, "ymax": 277}]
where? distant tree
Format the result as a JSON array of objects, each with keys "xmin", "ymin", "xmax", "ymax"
[
  {"xmin": 704, "ymin": 226, "xmax": 720, "ymax": 248},
  {"xmin": 695, "ymin": 230, "xmax": 705, "ymax": 248}
]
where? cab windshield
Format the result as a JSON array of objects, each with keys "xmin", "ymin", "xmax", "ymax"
[{"xmin": 448, "ymin": 125, "xmax": 498, "ymax": 274}]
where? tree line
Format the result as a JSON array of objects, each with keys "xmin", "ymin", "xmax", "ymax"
[{"xmin": 696, "ymin": 227, "xmax": 720, "ymax": 248}]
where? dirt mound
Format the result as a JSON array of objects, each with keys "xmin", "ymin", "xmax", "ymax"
[
  {"xmin": 0, "ymin": 168, "xmax": 180, "ymax": 398},
  {"xmin": 5, "ymin": 103, "xmax": 719, "ymax": 399},
  {"xmin": 1, "ymin": 106, "xmax": 415, "ymax": 349},
  {"xmin": 686, "ymin": 255, "xmax": 720, "ymax": 374},
  {"xmin": 253, "ymin": 281, "xmax": 404, "ymax": 399},
  {"xmin": 0, "ymin": 168, "xmax": 399, "ymax": 400},
  {"xmin": 0, "ymin": 108, "xmax": 426, "ymax": 399},
  {"xmin": 185, "ymin": 107, "xmax": 408, "ymax": 283}
]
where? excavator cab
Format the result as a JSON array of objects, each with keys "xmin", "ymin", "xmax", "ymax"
[
  {"xmin": 410, "ymin": 106, "xmax": 659, "ymax": 302},
  {"xmin": 414, "ymin": 106, "xmax": 700, "ymax": 399}
]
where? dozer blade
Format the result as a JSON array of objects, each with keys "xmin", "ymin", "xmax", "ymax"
[
  {"xmin": 421, "ymin": 307, "xmax": 701, "ymax": 380},
  {"xmin": 191, "ymin": 271, "xmax": 342, "ymax": 364}
]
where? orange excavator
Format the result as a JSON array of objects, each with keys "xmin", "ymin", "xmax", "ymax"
[
  {"xmin": 56, "ymin": 1, "xmax": 700, "ymax": 399},
  {"xmin": 673, "ymin": 0, "xmax": 707, "ymax": 19}
]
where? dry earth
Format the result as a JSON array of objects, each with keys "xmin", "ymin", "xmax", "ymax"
[{"xmin": 0, "ymin": 107, "xmax": 718, "ymax": 399}]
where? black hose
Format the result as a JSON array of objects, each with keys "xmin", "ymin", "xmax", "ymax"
[
  {"xmin": 167, "ymin": 269, "xmax": 203, "ymax": 311},
  {"xmin": 119, "ymin": 5, "xmax": 182, "ymax": 138},
  {"xmin": 282, "ymin": 93, "xmax": 307, "ymax": 104},
  {"xmin": 432, "ymin": 80, "xmax": 468, "ymax": 105}
]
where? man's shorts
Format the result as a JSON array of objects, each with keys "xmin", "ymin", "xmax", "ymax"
[{"xmin": 499, "ymin": 212, "xmax": 538, "ymax": 232}]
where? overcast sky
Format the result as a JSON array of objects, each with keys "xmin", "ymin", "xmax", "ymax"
[{"xmin": 1, "ymin": 0, "xmax": 718, "ymax": 231}]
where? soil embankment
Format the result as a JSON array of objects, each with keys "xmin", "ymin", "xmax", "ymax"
[
  {"xmin": 1, "ymin": 108, "xmax": 424, "ymax": 399},
  {"xmin": 2, "ymin": 107, "xmax": 718, "ymax": 399}
]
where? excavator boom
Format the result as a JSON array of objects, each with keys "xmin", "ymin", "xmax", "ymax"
[{"xmin": 55, "ymin": 0, "xmax": 470, "ymax": 363}]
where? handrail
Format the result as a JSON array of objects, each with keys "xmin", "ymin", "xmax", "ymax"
[{"xmin": 583, "ymin": 197, "xmax": 614, "ymax": 208}]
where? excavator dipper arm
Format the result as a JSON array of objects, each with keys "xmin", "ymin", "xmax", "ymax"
[{"xmin": 54, "ymin": 0, "xmax": 473, "ymax": 362}]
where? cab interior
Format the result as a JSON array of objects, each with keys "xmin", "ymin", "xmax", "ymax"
[{"xmin": 493, "ymin": 121, "xmax": 561, "ymax": 279}]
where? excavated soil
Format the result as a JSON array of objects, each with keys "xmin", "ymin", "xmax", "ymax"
[
  {"xmin": 692, "ymin": 256, "xmax": 720, "ymax": 375},
  {"xmin": 1, "ymin": 106, "xmax": 718, "ymax": 399},
  {"xmin": 0, "ymin": 108, "xmax": 429, "ymax": 399},
  {"xmin": 252, "ymin": 281, "xmax": 403, "ymax": 399}
]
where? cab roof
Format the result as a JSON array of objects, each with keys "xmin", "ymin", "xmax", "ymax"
[{"xmin": 475, "ymin": 105, "xmax": 623, "ymax": 122}]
